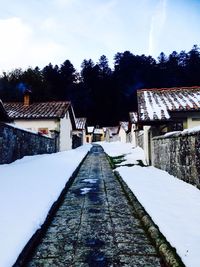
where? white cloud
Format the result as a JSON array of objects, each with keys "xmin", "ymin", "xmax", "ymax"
[
  {"xmin": 0, "ymin": 17, "xmax": 64, "ymax": 72},
  {"xmin": 148, "ymin": 0, "xmax": 167, "ymax": 56}
]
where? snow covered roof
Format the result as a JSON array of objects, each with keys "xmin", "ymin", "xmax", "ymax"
[
  {"xmin": 129, "ymin": 112, "xmax": 138, "ymax": 123},
  {"xmin": 4, "ymin": 101, "xmax": 71, "ymax": 119},
  {"xmin": 137, "ymin": 86, "xmax": 200, "ymax": 122},
  {"xmin": 93, "ymin": 128, "xmax": 104, "ymax": 134},
  {"xmin": 75, "ymin": 117, "xmax": 87, "ymax": 130},
  {"xmin": 87, "ymin": 126, "xmax": 94, "ymax": 133}
]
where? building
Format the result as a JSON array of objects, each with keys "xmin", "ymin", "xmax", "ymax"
[
  {"xmin": 93, "ymin": 127, "xmax": 105, "ymax": 142},
  {"xmin": 105, "ymin": 122, "xmax": 131, "ymax": 143},
  {"xmin": 105, "ymin": 126, "xmax": 119, "ymax": 142},
  {"xmin": 129, "ymin": 112, "xmax": 138, "ymax": 147},
  {"xmin": 73, "ymin": 117, "xmax": 87, "ymax": 148},
  {"xmin": 85, "ymin": 126, "xmax": 94, "ymax": 143},
  {"xmin": 4, "ymin": 94, "xmax": 76, "ymax": 151},
  {"xmin": 133, "ymin": 86, "xmax": 200, "ymax": 164},
  {"xmin": 119, "ymin": 121, "xmax": 131, "ymax": 143}
]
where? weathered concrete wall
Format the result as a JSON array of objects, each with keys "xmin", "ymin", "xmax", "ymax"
[
  {"xmin": 152, "ymin": 131, "xmax": 200, "ymax": 188},
  {"xmin": 137, "ymin": 131, "xmax": 144, "ymax": 149},
  {"xmin": 0, "ymin": 123, "xmax": 57, "ymax": 164}
]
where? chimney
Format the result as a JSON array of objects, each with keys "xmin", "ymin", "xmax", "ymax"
[{"xmin": 23, "ymin": 89, "xmax": 31, "ymax": 106}]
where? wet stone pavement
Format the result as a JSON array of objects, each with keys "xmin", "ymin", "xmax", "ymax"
[{"xmin": 26, "ymin": 145, "xmax": 163, "ymax": 267}]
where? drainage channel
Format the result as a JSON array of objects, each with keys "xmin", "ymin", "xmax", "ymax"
[{"xmin": 17, "ymin": 145, "xmax": 165, "ymax": 267}]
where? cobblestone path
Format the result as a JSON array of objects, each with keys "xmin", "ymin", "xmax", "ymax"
[{"xmin": 26, "ymin": 145, "xmax": 163, "ymax": 267}]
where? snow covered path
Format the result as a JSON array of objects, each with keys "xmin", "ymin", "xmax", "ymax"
[
  {"xmin": 0, "ymin": 145, "xmax": 91, "ymax": 267},
  {"xmin": 24, "ymin": 145, "xmax": 163, "ymax": 266},
  {"xmin": 100, "ymin": 141, "xmax": 200, "ymax": 267}
]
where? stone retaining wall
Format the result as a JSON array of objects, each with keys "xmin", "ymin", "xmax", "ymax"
[
  {"xmin": 0, "ymin": 123, "xmax": 57, "ymax": 164},
  {"xmin": 152, "ymin": 130, "xmax": 200, "ymax": 188}
]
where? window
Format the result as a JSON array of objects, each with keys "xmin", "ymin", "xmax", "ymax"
[{"xmin": 38, "ymin": 128, "xmax": 49, "ymax": 135}]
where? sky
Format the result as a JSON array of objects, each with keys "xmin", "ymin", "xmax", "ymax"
[{"xmin": 0, "ymin": 0, "xmax": 200, "ymax": 73}]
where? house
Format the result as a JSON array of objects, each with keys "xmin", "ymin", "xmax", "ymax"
[
  {"xmin": 105, "ymin": 126, "xmax": 119, "ymax": 142},
  {"xmin": 73, "ymin": 117, "xmax": 87, "ymax": 148},
  {"xmin": 105, "ymin": 122, "xmax": 131, "ymax": 143},
  {"xmin": 85, "ymin": 126, "xmax": 94, "ymax": 143},
  {"xmin": 134, "ymin": 86, "xmax": 200, "ymax": 164},
  {"xmin": 129, "ymin": 112, "xmax": 138, "ymax": 147},
  {"xmin": 93, "ymin": 126, "xmax": 105, "ymax": 142},
  {"xmin": 119, "ymin": 121, "xmax": 131, "ymax": 143},
  {"xmin": 4, "ymin": 94, "xmax": 76, "ymax": 151}
]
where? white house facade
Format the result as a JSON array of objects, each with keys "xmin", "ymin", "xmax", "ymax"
[{"xmin": 4, "ymin": 98, "xmax": 76, "ymax": 151}]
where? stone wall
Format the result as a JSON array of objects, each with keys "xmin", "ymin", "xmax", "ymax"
[
  {"xmin": 152, "ymin": 130, "xmax": 200, "ymax": 188},
  {"xmin": 0, "ymin": 123, "xmax": 57, "ymax": 164}
]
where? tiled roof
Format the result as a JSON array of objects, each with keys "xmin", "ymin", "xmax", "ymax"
[
  {"xmin": 4, "ymin": 101, "xmax": 71, "ymax": 119},
  {"xmin": 137, "ymin": 87, "xmax": 200, "ymax": 122},
  {"xmin": 75, "ymin": 117, "xmax": 87, "ymax": 130},
  {"xmin": 129, "ymin": 112, "xmax": 138, "ymax": 123}
]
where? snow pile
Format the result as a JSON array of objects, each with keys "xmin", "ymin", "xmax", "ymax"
[
  {"xmin": 101, "ymin": 141, "xmax": 200, "ymax": 267},
  {"xmin": 117, "ymin": 165, "xmax": 200, "ymax": 267},
  {"xmin": 120, "ymin": 146, "xmax": 146, "ymax": 166},
  {"xmin": 0, "ymin": 144, "xmax": 91, "ymax": 267},
  {"xmin": 80, "ymin": 187, "xmax": 92, "ymax": 194},
  {"xmin": 99, "ymin": 141, "xmax": 146, "ymax": 165}
]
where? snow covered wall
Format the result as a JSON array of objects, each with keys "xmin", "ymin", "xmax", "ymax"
[
  {"xmin": 152, "ymin": 129, "xmax": 200, "ymax": 189},
  {"xmin": 0, "ymin": 122, "xmax": 56, "ymax": 164}
]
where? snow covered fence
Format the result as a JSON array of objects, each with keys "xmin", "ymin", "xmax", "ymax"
[
  {"xmin": 0, "ymin": 123, "xmax": 57, "ymax": 164},
  {"xmin": 152, "ymin": 127, "xmax": 200, "ymax": 188}
]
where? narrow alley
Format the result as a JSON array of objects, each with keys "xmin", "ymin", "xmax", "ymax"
[{"xmin": 24, "ymin": 145, "xmax": 164, "ymax": 267}]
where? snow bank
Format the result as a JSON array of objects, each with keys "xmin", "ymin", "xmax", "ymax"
[
  {"xmin": 0, "ymin": 144, "xmax": 91, "ymax": 267},
  {"xmin": 97, "ymin": 141, "xmax": 134, "ymax": 157},
  {"xmin": 117, "ymin": 165, "xmax": 200, "ymax": 267},
  {"xmin": 99, "ymin": 141, "xmax": 146, "ymax": 165},
  {"xmin": 99, "ymin": 141, "xmax": 200, "ymax": 267}
]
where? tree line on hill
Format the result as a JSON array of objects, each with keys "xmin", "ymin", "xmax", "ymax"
[{"xmin": 0, "ymin": 45, "xmax": 200, "ymax": 126}]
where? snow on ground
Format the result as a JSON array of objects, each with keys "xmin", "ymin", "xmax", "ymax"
[
  {"xmin": 99, "ymin": 141, "xmax": 146, "ymax": 165},
  {"xmin": 0, "ymin": 144, "xmax": 91, "ymax": 267},
  {"xmin": 100, "ymin": 141, "xmax": 200, "ymax": 267}
]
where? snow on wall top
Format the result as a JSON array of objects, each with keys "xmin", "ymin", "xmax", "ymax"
[
  {"xmin": 4, "ymin": 101, "xmax": 71, "ymax": 119},
  {"xmin": 137, "ymin": 86, "xmax": 200, "ymax": 122}
]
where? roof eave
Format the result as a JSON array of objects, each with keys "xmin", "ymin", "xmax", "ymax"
[{"xmin": 137, "ymin": 119, "xmax": 172, "ymax": 125}]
